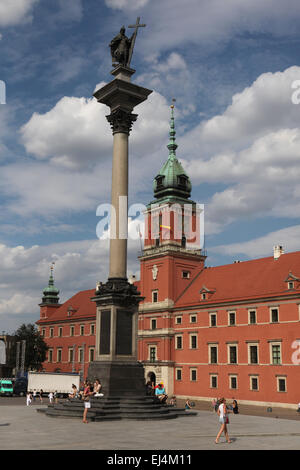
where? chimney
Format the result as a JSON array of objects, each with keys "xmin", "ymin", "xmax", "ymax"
[{"xmin": 273, "ymin": 245, "xmax": 284, "ymax": 260}]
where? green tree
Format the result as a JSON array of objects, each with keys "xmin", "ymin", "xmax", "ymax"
[{"xmin": 12, "ymin": 323, "xmax": 48, "ymax": 372}]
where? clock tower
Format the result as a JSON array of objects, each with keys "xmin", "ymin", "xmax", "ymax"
[{"xmin": 138, "ymin": 104, "xmax": 206, "ymax": 390}]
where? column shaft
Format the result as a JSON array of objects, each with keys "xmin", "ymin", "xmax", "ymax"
[{"xmin": 109, "ymin": 132, "xmax": 128, "ymax": 279}]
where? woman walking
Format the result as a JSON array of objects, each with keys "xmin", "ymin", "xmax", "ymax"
[{"xmin": 215, "ymin": 398, "xmax": 232, "ymax": 444}]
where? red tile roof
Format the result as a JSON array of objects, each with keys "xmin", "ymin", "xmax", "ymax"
[
  {"xmin": 38, "ymin": 289, "xmax": 96, "ymax": 324},
  {"xmin": 175, "ymin": 251, "xmax": 300, "ymax": 307}
]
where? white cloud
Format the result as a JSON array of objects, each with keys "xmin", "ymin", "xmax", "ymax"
[
  {"xmin": 177, "ymin": 66, "xmax": 300, "ymax": 232},
  {"xmin": 0, "ymin": 215, "xmax": 142, "ymax": 330},
  {"xmin": 105, "ymin": 0, "xmax": 149, "ymax": 10},
  {"xmin": 0, "ymin": 0, "xmax": 39, "ymax": 27},
  {"xmin": 211, "ymin": 225, "xmax": 300, "ymax": 259}
]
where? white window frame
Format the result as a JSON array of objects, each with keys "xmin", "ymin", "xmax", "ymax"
[
  {"xmin": 269, "ymin": 341, "xmax": 282, "ymax": 365},
  {"xmin": 250, "ymin": 375, "xmax": 259, "ymax": 391},
  {"xmin": 229, "ymin": 374, "xmax": 238, "ymax": 390},
  {"xmin": 270, "ymin": 307, "xmax": 279, "ymax": 323},
  {"xmin": 175, "ymin": 368, "xmax": 182, "ymax": 381},
  {"xmin": 90, "ymin": 323, "xmax": 95, "ymax": 335},
  {"xmin": 89, "ymin": 348, "xmax": 95, "ymax": 362},
  {"xmin": 189, "ymin": 333, "xmax": 198, "ymax": 350},
  {"xmin": 48, "ymin": 349, "xmax": 53, "ymax": 363},
  {"xmin": 152, "ymin": 290, "xmax": 159, "ymax": 303},
  {"xmin": 227, "ymin": 343, "xmax": 238, "ymax": 364},
  {"xmin": 70, "ymin": 325, "xmax": 75, "ymax": 337},
  {"xmin": 190, "ymin": 314, "xmax": 197, "ymax": 324},
  {"xmin": 175, "ymin": 334, "xmax": 183, "ymax": 350},
  {"xmin": 248, "ymin": 309, "xmax": 257, "ymax": 324},
  {"xmin": 175, "ymin": 316, "xmax": 182, "ymax": 325},
  {"xmin": 228, "ymin": 311, "xmax": 236, "ymax": 326},
  {"xmin": 148, "ymin": 345, "xmax": 157, "ymax": 362},
  {"xmin": 277, "ymin": 376, "xmax": 287, "ymax": 393},
  {"xmin": 248, "ymin": 343, "xmax": 259, "ymax": 365},
  {"xmin": 190, "ymin": 368, "xmax": 197, "ymax": 381},
  {"xmin": 49, "ymin": 327, "xmax": 54, "ymax": 338},
  {"xmin": 209, "ymin": 312, "xmax": 217, "ymax": 327},
  {"xmin": 80, "ymin": 324, "xmax": 85, "ymax": 336},
  {"xmin": 57, "ymin": 348, "xmax": 62, "ymax": 363},
  {"xmin": 209, "ymin": 344, "xmax": 218, "ymax": 364},
  {"xmin": 210, "ymin": 374, "xmax": 218, "ymax": 389}
]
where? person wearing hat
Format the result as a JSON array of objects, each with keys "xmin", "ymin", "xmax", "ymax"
[{"xmin": 155, "ymin": 383, "xmax": 168, "ymax": 404}]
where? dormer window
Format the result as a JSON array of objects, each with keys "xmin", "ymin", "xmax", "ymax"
[
  {"xmin": 284, "ymin": 272, "xmax": 299, "ymax": 291},
  {"xmin": 201, "ymin": 293, "xmax": 206, "ymax": 300},
  {"xmin": 182, "ymin": 270, "xmax": 190, "ymax": 279}
]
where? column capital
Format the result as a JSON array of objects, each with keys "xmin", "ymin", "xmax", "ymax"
[{"xmin": 106, "ymin": 109, "xmax": 138, "ymax": 135}]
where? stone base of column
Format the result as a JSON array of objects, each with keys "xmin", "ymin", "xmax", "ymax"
[{"xmin": 87, "ymin": 360, "xmax": 146, "ymax": 396}]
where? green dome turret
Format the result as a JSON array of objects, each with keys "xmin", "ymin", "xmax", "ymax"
[
  {"xmin": 42, "ymin": 263, "xmax": 60, "ymax": 304},
  {"xmin": 153, "ymin": 102, "xmax": 192, "ymax": 200}
]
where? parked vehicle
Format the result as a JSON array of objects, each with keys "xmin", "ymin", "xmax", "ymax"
[
  {"xmin": 13, "ymin": 378, "xmax": 28, "ymax": 397},
  {"xmin": 0, "ymin": 379, "xmax": 13, "ymax": 396},
  {"xmin": 27, "ymin": 372, "xmax": 81, "ymax": 398}
]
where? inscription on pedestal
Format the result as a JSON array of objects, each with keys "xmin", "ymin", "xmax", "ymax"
[
  {"xmin": 116, "ymin": 309, "xmax": 132, "ymax": 355},
  {"xmin": 99, "ymin": 309, "xmax": 111, "ymax": 355}
]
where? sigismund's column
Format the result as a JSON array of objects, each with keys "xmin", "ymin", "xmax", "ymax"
[{"xmin": 88, "ymin": 24, "xmax": 152, "ymax": 396}]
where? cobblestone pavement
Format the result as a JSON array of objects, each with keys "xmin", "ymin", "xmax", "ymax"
[{"xmin": 0, "ymin": 402, "xmax": 299, "ymax": 451}]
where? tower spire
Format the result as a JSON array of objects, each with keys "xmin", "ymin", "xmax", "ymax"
[
  {"xmin": 167, "ymin": 98, "xmax": 178, "ymax": 159},
  {"xmin": 42, "ymin": 262, "xmax": 60, "ymax": 305}
]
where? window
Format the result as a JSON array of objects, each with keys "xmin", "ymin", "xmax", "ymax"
[
  {"xmin": 175, "ymin": 335, "xmax": 183, "ymax": 349},
  {"xmin": 228, "ymin": 345, "xmax": 237, "ymax": 364},
  {"xmin": 79, "ymin": 348, "xmax": 84, "ymax": 363},
  {"xmin": 228, "ymin": 311, "xmax": 236, "ymax": 326},
  {"xmin": 151, "ymin": 319, "xmax": 157, "ymax": 330},
  {"xmin": 210, "ymin": 375, "xmax": 218, "ymax": 389},
  {"xmin": 249, "ymin": 345, "xmax": 259, "ymax": 364},
  {"xmin": 152, "ymin": 291, "xmax": 158, "ymax": 303},
  {"xmin": 190, "ymin": 314, "xmax": 197, "ymax": 324},
  {"xmin": 190, "ymin": 334, "xmax": 197, "ymax": 349},
  {"xmin": 230, "ymin": 375, "xmax": 238, "ymax": 389},
  {"xmin": 149, "ymin": 346, "xmax": 156, "ymax": 362},
  {"xmin": 69, "ymin": 348, "xmax": 74, "ymax": 363},
  {"xmin": 182, "ymin": 271, "xmax": 190, "ymax": 279},
  {"xmin": 57, "ymin": 349, "xmax": 62, "ymax": 363},
  {"xmin": 271, "ymin": 343, "xmax": 281, "ymax": 364},
  {"xmin": 50, "ymin": 328, "xmax": 54, "ymax": 338},
  {"xmin": 271, "ymin": 308, "xmax": 279, "ymax": 323},
  {"xmin": 90, "ymin": 324, "xmax": 95, "ymax": 335},
  {"xmin": 89, "ymin": 348, "xmax": 95, "ymax": 362},
  {"xmin": 48, "ymin": 349, "xmax": 53, "ymax": 363},
  {"xmin": 58, "ymin": 327, "xmax": 63, "ymax": 337},
  {"xmin": 41, "ymin": 328, "xmax": 45, "ymax": 337},
  {"xmin": 277, "ymin": 377, "xmax": 286, "ymax": 392},
  {"xmin": 70, "ymin": 325, "xmax": 75, "ymax": 337},
  {"xmin": 209, "ymin": 345, "xmax": 218, "ymax": 364},
  {"xmin": 176, "ymin": 368, "xmax": 182, "ymax": 381},
  {"xmin": 249, "ymin": 310, "xmax": 256, "ymax": 324},
  {"xmin": 250, "ymin": 376, "xmax": 259, "ymax": 391},
  {"xmin": 190, "ymin": 368, "xmax": 197, "ymax": 381},
  {"xmin": 201, "ymin": 293, "xmax": 206, "ymax": 300},
  {"xmin": 210, "ymin": 313, "xmax": 217, "ymax": 327},
  {"xmin": 175, "ymin": 316, "xmax": 182, "ymax": 325},
  {"xmin": 80, "ymin": 325, "xmax": 85, "ymax": 336},
  {"xmin": 288, "ymin": 282, "xmax": 294, "ymax": 290}
]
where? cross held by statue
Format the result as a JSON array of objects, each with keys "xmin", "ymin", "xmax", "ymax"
[{"xmin": 127, "ymin": 17, "xmax": 146, "ymax": 67}]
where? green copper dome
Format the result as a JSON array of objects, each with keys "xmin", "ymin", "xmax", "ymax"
[
  {"xmin": 153, "ymin": 104, "xmax": 192, "ymax": 200},
  {"xmin": 42, "ymin": 265, "xmax": 60, "ymax": 304}
]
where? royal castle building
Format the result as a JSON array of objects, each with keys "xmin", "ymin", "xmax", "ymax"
[{"xmin": 37, "ymin": 108, "xmax": 300, "ymax": 409}]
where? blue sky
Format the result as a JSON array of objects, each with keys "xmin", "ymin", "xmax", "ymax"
[{"xmin": 1, "ymin": 0, "xmax": 300, "ymax": 332}]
